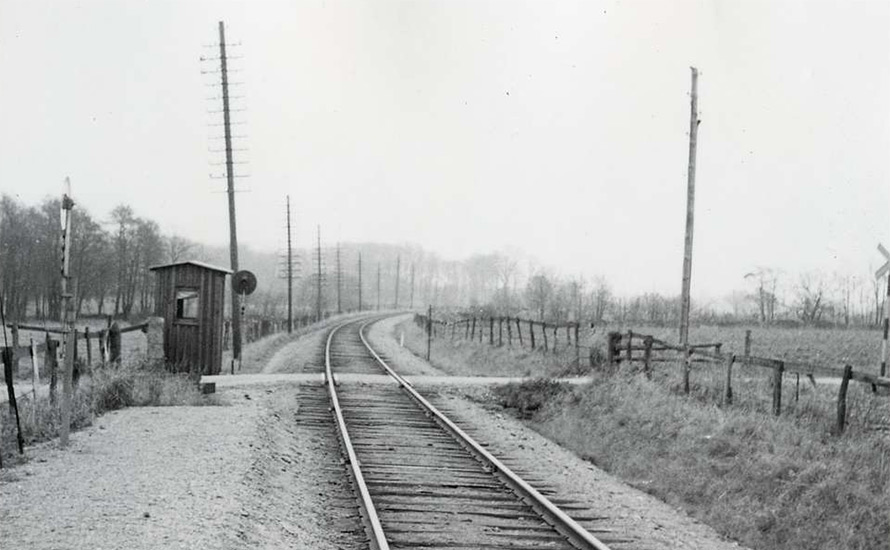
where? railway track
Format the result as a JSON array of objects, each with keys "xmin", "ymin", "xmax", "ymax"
[{"xmin": 321, "ymin": 316, "xmax": 619, "ymax": 550}]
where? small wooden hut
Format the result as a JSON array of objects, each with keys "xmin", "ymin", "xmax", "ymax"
[{"xmin": 150, "ymin": 260, "xmax": 231, "ymax": 376}]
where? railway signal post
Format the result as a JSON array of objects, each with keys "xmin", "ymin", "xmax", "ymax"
[{"xmin": 59, "ymin": 179, "xmax": 76, "ymax": 447}]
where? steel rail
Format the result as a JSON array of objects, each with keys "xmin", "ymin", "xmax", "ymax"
[
  {"xmin": 357, "ymin": 318, "xmax": 613, "ymax": 550},
  {"xmin": 324, "ymin": 320, "xmax": 391, "ymax": 550}
]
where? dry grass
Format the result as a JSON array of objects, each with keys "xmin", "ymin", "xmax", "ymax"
[
  {"xmin": 1, "ymin": 360, "xmax": 218, "ymax": 467},
  {"xmin": 493, "ymin": 374, "xmax": 890, "ymax": 550},
  {"xmin": 599, "ymin": 324, "xmax": 883, "ymax": 372},
  {"xmin": 399, "ymin": 319, "xmax": 588, "ymax": 377},
  {"xmin": 407, "ymin": 319, "xmax": 890, "ymax": 548}
]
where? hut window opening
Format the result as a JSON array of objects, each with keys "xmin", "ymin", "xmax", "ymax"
[{"xmin": 175, "ymin": 288, "xmax": 199, "ymax": 320}]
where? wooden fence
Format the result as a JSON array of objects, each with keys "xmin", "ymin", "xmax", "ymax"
[
  {"xmin": 1, "ymin": 320, "xmax": 149, "ymax": 465},
  {"xmin": 222, "ymin": 315, "xmax": 307, "ymax": 351},
  {"xmin": 4, "ymin": 321, "xmax": 146, "ymax": 372},
  {"xmin": 415, "ymin": 313, "xmax": 584, "ymax": 364},
  {"xmin": 607, "ymin": 329, "xmax": 890, "ymax": 434}
]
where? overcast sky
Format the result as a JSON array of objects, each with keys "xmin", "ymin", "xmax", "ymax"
[{"xmin": 1, "ymin": 0, "xmax": 888, "ymax": 299}]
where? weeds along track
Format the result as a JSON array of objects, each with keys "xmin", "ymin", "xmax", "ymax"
[{"xmin": 323, "ymin": 317, "xmax": 619, "ymax": 550}]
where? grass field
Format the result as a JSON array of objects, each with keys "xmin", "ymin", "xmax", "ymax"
[
  {"xmin": 588, "ymin": 323, "xmax": 884, "ymax": 374},
  {"xmin": 399, "ymin": 319, "xmax": 890, "ymax": 549}
]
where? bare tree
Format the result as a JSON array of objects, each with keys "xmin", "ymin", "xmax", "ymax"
[
  {"xmin": 795, "ymin": 272, "xmax": 827, "ymax": 325},
  {"xmin": 744, "ymin": 267, "xmax": 780, "ymax": 324},
  {"xmin": 525, "ymin": 271, "xmax": 554, "ymax": 321},
  {"xmin": 493, "ymin": 254, "xmax": 519, "ymax": 313},
  {"xmin": 589, "ymin": 276, "xmax": 612, "ymax": 323},
  {"xmin": 166, "ymin": 235, "xmax": 196, "ymax": 263}
]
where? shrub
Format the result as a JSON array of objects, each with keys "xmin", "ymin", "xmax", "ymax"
[
  {"xmin": 93, "ymin": 369, "xmax": 135, "ymax": 412},
  {"xmin": 493, "ymin": 379, "xmax": 571, "ymax": 419}
]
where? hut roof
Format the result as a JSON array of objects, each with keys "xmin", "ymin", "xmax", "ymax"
[{"xmin": 149, "ymin": 260, "xmax": 233, "ymax": 274}]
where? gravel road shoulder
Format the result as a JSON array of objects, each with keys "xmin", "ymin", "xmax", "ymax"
[{"xmin": 0, "ymin": 384, "xmax": 361, "ymax": 550}]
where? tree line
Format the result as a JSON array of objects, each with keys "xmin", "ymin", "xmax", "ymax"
[
  {"xmin": 3, "ymin": 194, "xmax": 883, "ymax": 329},
  {"xmin": 0, "ymin": 194, "xmax": 203, "ymax": 321}
]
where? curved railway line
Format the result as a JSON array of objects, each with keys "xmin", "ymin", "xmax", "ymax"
[{"xmin": 319, "ymin": 316, "xmax": 620, "ymax": 550}]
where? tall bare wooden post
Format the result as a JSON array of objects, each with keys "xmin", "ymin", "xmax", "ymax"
[
  {"xmin": 409, "ymin": 264, "xmax": 415, "ymax": 309},
  {"xmin": 679, "ymin": 67, "xmax": 700, "ymax": 394},
  {"xmin": 316, "ymin": 226, "xmax": 323, "ymax": 321},
  {"xmin": 394, "ymin": 255, "xmax": 400, "ymax": 309},
  {"xmin": 59, "ymin": 180, "xmax": 75, "ymax": 447},
  {"xmin": 219, "ymin": 21, "xmax": 242, "ymax": 364},
  {"xmin": 286, "ymin": 195, "xmax": 293, "ymax": 332},
  {"xmin": 336, "ymin": 243, "xmax": 342, "ymax": 314},
  {"xmin": 426, "ymin": 305, "xmax": 432, "ymax": 361},
  {"xmin": 358, "ymin": 252, "xmax": 363, "ymax": 312}
]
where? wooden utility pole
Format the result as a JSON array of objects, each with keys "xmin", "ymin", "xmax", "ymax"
[
  {"xmin": 315, "ymin": 225, "xmax": 323, "ymax": 321},
  {"xmin": 336, "ymin": 243, "xmax": 342, "ymax": 314},
  {"xmin": 410, "ymin": 263, "xmax": 415, "ymax": 309},
  {"xmin": 394, "ymin": 255, "xmax": 401, "ymax": 309},
  {"xmin": 286, "ymin": 195, "xmax": 293, "ymax": 333},
  {"xmin": 59, "ymin": 178, "xmax": 75, "ymax": 447},
  {"xmin": 219, "ymin": 21, "xmax": 242, "ymax": 362},
  {"xmin": 679, "ymin": 67, "xmax": 700, "ymax": 350},
  {"xmin": 376, "ymin": 263, "xmax": 381, "ymax": 311},
  {"xmin": 358, "ymin": 252, "xmax": 363, "ymax": 312},
  {"xmin": 427, "ymin": 305, "xmax": 433, "ymax": 361}
]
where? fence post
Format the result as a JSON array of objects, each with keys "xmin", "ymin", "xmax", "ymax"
[
  {"xmin": 498, "ymin": 318, "xmax": 503, "ymax": 346},
  {"xmin": 470, "ymin": 317, "xmax": 476, "ymax": 341},
  {"xmin": 643, "ymin": 336, "xmax": 653, "ymax": 379},
  {"xmin": 489, "ymin": 318, "xmax": 494, "ymax": 346},
  {"xmin": 529, "ymin": 320, "xmax": 535, "ymax": 350},
  {"xmin": 744, "ymin": 330, "xmax": 752, "ymax": 359},
  {"xmin": 2, "ymin": 347, "xmax": 24, "ymax": 454},
  {"xmin": 552, "ymin": 325, "xmax": 558, "ymax": 351},
  {"xmin": 607, "ymin": 332, "xmax": 620, "ymax": 367},
  {"xmin": 682, "ymin": 346, "xmax": 691, "ymax": 394},
  {"xmin": 109, "ymin": 322, "xmax": 122, "ymax": 363},
  {"xmin": 836, "ymin": 364, "xmax": 853, "ymax": 434},
  {"xmin": 98, "ymin": 329, "xmax": 107, "ymax": 364},
  {"xmin": 574, "ymin": 323, "xmax": 580, "ymax": 366},
  {"xmin": 795, "ymin": 373, "xmax": 800, "ymax": 403},
  {"xmin": 772, "ymin": 360, "xmax": 784, "ymax": 416},
  {"xmin": 723, "ymin": 353, "xmax": 735, "ymax": 406},
  {"xmin": 542, "ymin": 323, "xmax": 548, "ymax": 351},
  {"xmin": 46, "ymin": 335, "xmax": 58, "ymax": 404},
  {"xmin": 426, "ymin": 305, "xmax": 432, "ymax": 362},
  {"xmin": 516, "ymin": 318, "xmax": 523, "ymax": 347},
  {"xmin": 85, "ymin": 326, "xmax": 92, "ymax": 367},
  {"xmin": 29, "ymin": 338, "xmax": 39, "ymax": 400},
  {"xmin": 625, "ymin": 330, "xmax": 633, "ymax": 366}
]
